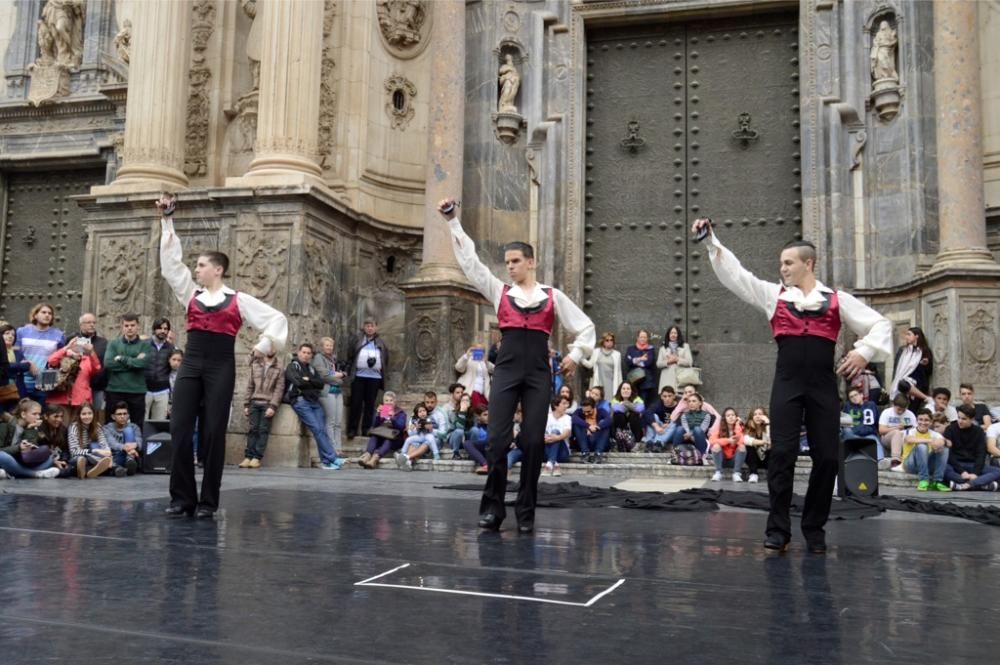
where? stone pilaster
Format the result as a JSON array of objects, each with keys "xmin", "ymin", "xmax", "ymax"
[
  {"xmin": 231, "ymin": 0, "xmax": 324, "ymax": 186},
  {"xmin": 931, "ymin": 0, "xmax": 995, "ymax": 269},
  {"xmin": 93, "ymin": 0, "xmax": 191, "ymax": 194}
]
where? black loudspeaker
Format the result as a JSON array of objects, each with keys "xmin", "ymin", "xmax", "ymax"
[
  {"xmin": 838, "ymin": 437, "xmax": 879, "ymax": 498},
  {"xmin": 141, "ymin": 420, "xmax": 173, "ymax": 474}
]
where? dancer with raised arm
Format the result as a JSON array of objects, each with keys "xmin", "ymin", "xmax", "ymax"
[
  {"xmin": 692, "ymin": 217, "xmax": 892, "ymax": 553},
  {"xmin": 438, "ymin": 198, "xmax": 595, "ymax": 533},
  {"xmin": 157, "ymin": 195, "xmax": 288, "ymax": 519}
]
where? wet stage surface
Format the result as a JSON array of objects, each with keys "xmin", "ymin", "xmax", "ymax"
[{"xmin": 1, "ymin": 481, "xmax": 998, "ymax": 664}]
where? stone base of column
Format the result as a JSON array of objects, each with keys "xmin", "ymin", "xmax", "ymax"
[
  {"xmin": 226, "ymin": 171, "xmax": 329, "ymax": 192},
  {"xmin": 929, "ymin": 247, "xmax": 1000, "ymax": 272},
  {"xmin": 92, "ymin": 176, "xmax": 188, "ymax": 197},
  {"xmin": 225, "ymin": 406, "xmax": 312, "ymax": 468},
  {"xmin": 401, "ymin": 282, "xmax": 487, "ymax": 390}
]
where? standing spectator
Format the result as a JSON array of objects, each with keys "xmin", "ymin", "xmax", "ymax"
[
  {"xmin": 624, "ymin": 329, "xmax": 657, "ymax": 406},
  {"xmin": 958, "ymin": 383, "xmax": 993, "ymax": 430},
  {"xmin": 487, "ymin": 329, "xmax": 501, "ymax": 364},
  {"xmin": 15, "ymin": 302, "xmax": 65, "ymax": 405},
  {"xmin": 643, "ymin": 386, "xmax": 678, "ymax": 451},
  {"xmin": 144, "ymin": 318, "xmax": 175, "ymax": 421},
  {"xmin": 890, "ymin": 326, "xmax": 933, "ymax": 412},
  {"xmin": 45, "ymin": 336, "xmax": 102, "ymax": 409},
  {"xmin": 285, "ymin": 343, "xmax": 343, "ymax": 470},
  {"xmin": 67, "ymin": 403, "xmax": 113, "ymax": 479},
  {"xmin": 582, "ymin": 332, "xmax": 623, "ymax": 393},
  {"xmin": 656, "ymin": 326, "xmax": 694, "ymax": 392},
  {"xmin": 1, "ymin": 324, "xmax": 31, "ymax": 410},
  {"xmin": 931, "ymin": 387, "xmax": 958, "ymax": 423},
  {"xmin": 878, "ymin": 393, "xmax": 916, "ymax": 470},
  {"xmin": 74, "ymin": 313, "xmax": 109, "ymax": 416},
  {"xmin": 610, "ymin": 380, "xmax": 645, "ymax": 452},
  {"xmin": 709, "ymin": 407, "xmax": 747, "ymax": 482},
  {"xmin": 571, "ymin": 396, "xmax": 612, "ymax": 464},
  {"xmin": 313, "ymin": 336, "xmax": 346, "ymax": 457},
  {"xmin": 455, "ymin": 344, "xmax": 493, "ymax": 407},
  {"xmin": 102, "ymin": 402, "xmax": 142, "ymax": 476},
  {"xmin": 0, "ymin": 399, "xmax": 61, "ymax": 479},
  {"xmin": 743, "ymin": 407, "xmax": 771, "ymax": 483},
  {"xmin": 346, "ymin": 317, "xmax": 388, "ymax": 439},
  {"xmin": 104, "ymin": 313, "xmax": 151, "ymax": 428},
  {"xmin": 239, "ymin": 348, "xmax": 285, "ymax": 469},
  {"xmin": 167, "ymin": 350, "xmax": 183, "ymax": 417},
  {"xmin": 360, "ymin": 391, "xmax": 407, "ymax": 469},
  {"xmin": 900, "ymin": 409, "xmax": 951, "ymax": 491},
  {"xmin": 944, "ymin": 404, "xmax": 1000, "ymax": 491}
]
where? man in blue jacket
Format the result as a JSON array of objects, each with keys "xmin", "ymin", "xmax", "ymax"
[
  {"xmin": 572, "ymin": 397, "xmax": 612, "ymax": 464},
  {"xmin": 842, "ymin": 386, "xmax": 881, "ymax": 452}
]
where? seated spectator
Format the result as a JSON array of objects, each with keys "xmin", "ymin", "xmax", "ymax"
[
  {"xmin": 46, "ymin": 336, "xmax": 102, "ymax": 409},
  {"xmin": 68, "ymin": 402, "xmax": 114, "ymax": 479},
  {"xmin": 1, "ymin": 324, "xmax": 33, "ymax": 410},
  {"xmin": 878, "ymin": 393, "xmax": 915, "ymax": 470},
  {"xmin": 848, "ymin": 362, "xmax": 882, "ymax": 406},
  {"xmin": 643, "ymin": 386, "xmax": 678, "ymax": 452},
  {"xmin": 656, "ymin": 326, "xmax": 694, "ymax": 393},
  {"xmin": 841, "ymin": 387, "xmax": 881, "ymax": 452},
  {"xmin": 931, "ymin": 387, "xmax": 958, "ymax": 423},
  {"xmin": 709, "ymin": 407, "xmax": 746, "ymax": 482},
  {"xmin": 395, "ymin": 403, "xmax": 439, "ymax": 470},
  {"xmin": 572, "ymin": 396, "xmax": 612, "ymax": 464},
  {"xmin": 587, "ymin": 385, "xmax": 611, "ymax": 414},
  {"xmin": 455, "ymin": 344, "xmax": 493, "ymax": 407},
  {"xmin": 542, "ymin": 395, "xmax": 572, "ymax": 476},
  {"xmin": 440, "ymin": 383, "xmax": 466, "ymax": 450},
  {"xmin": 958, "ymin": 383, "xmax": 993, "ymax": 430},
  {"xmin": 446, "ymin": 392, "xmax": 472, "ymax": 459},
  {"xmin": 944, "ymin": 404, "xmax": 1000, "ymax": 491},
  {"xmin": 286, "ymin": 343, "xmax": 343, "ymax": 470},
  {"xmin": 102, "ymin": 402, "xmax": 143, "ymax": 477},
  {"xmin": 360, "ymin": 391, "xmax": 406, "ymax": 469},
  {"xmin": 900, "ymin": 409, "xmax": 951, "ymax": 492},
  {"xmin": 0, "ymin": 399, "xmax": 61, "ymax": 479},
  {"xmin": 423, "ymin": 390, "xmax": 448, "ymax": 449},
  {"xmin": 670, "ymin": 383, "xmax": 721, "ymax": 439},
  {"xmin": 624, "ymin": 329, "xmax": 657, "ymax": 406},
  {"xmin": 743, "ymin": 407, "xmax": 770, "ymax": 483},
  {"xmin": 582, "ymin": 332, "xmax": 622, "ymax": 393},
  {"xmin": 931, "ymin": 412, "xmax": 950, "ymax": 437},
  {"xmin": 611, "ymin": 381, "xmax": 645, "ymax": 452},
  {"xmin": 987, "ymin": 420, "xmax": 1000, "ymax": 468},
  {"xmin": 39, "ymin": 404, "xmax": 70, "ymax": 474},
  {"xmin": 557, "ymin": 384, "xmax": 578, "ymax": 413},
  {"xmin": 240, "ymin": 348, "xmax": 285, "ymax": 469},
  {"xmin": 461, "ymin": 405, "xmax": 490, "ymax": 474},
  {"xmin": 672, "ymin": 392, "xmax": 714, "ymax": 464}
]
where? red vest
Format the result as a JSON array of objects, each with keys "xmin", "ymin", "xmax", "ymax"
[
  {"xmin": 769, "ymin": 288, "xmax": 841, "ymax": 342},
  {"xmin": 187, "ymin": 291, "xmax": 243, "ymax": 337},
  {"xmin": 496, "ymin": 284, "xmax": 555, "ymax": 335}
]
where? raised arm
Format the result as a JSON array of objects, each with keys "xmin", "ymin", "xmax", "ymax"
[
  {"xmin": 704, "ymin": 230, "xmax": 782, "ymax": 317},
  {"xmin": 157, "ymin": 196, "xmax": 197, "ymax": 307},
  {"xmin": 446, "ymin": 218, "xmax": 504, "ymax": 304}
]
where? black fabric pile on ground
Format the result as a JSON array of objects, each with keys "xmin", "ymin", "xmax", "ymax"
[{"xmin": 434, "ymin": 481, "xmax": 1000, "ymax": 527}]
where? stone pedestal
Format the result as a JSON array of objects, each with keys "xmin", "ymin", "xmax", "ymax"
[
  {"xmin": 93, "ymin": 1, "xmax": 190, "ymax": 195},
  {"xmin": 401, "ymin": 287, "xmax": 483, "ymax": 390}
]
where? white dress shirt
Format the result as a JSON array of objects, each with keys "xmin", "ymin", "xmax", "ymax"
[
  {"xmin": 160, "ymin": 218, "xmax": 288, "ymax": 356},
  {"xmin": 705, "ymin": 232, "xmax": 892, "ymax": 362},
  {"xmin": 447, "ymin": 218, "xmax": 595, "ymax": 364}
]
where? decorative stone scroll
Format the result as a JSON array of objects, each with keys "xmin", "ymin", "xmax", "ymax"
[
  {"xmin": 384, "ymin": 74, "xmax": 416, "ymax": 130},
  {"xmin": 184, "ymin": 0, "xmax": 216, "ymax": 177},
  {"xmin": 318, "ymin": 0, "xmax": 338, "ymax": 171},
  {"xmin": 376, "ymin": 0, "xmax": 431, "ymax": 59}
]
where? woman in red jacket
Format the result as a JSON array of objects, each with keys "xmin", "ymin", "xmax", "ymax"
[
  {"xmin": 45, "ymin": 337, "xmax": 102, "ymax": 409},
  {"xmin": 709, "ymin": 407, "xmax": 747, "ymax": 482}
]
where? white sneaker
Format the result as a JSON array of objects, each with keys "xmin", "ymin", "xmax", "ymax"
[
  {"xmin": 748, "ymin": 473, "xmax": 759, "ymax": 483},
  {"xmin": 0, "ymin": 469, "xmax": 9, "ymax": 480},
  {"xmin": 35, "ymin": 467, "xmax": 61, "ymax": 479},
  {"xmin": 711, "ymin": 471, "xmax": 722, "ymax": 482},
  {"xmin": 543, "ymin": 462, "xmax": 554, "ymax": 477},
  {"xmin": 732, "ymin": 472, "xmax": 743, "ymax": 483},
  {"xmin": 891, "ymin": 464, "xmax": 906, "ymax": 473}
]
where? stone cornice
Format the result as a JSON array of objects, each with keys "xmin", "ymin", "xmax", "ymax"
[
  {"xmin": 856, "ymin": 263, "xmax": 1000, "ymax": 303},
  {"xmin": 0, "ymin": 96, "xmax": 118, "ymax": 120}
]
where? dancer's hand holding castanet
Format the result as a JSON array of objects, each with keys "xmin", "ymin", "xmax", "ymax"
[
  {"xmin": 559, "ymin": 355, "xmax": 577, "ymax": 378},
  {"xmin": 155, "ymin": 193, "xmax": 177, "ymax": 217},
  {"xmin": 836, "ymin": 351, "xmax": 868, "ymax": 380},
  {"xmin": 690, "ymin": 217, "xmax": 713, "ymax": 242},
  {"xmin": 437, "ymin": 198, "xmax": 460, "ymax": 221}
]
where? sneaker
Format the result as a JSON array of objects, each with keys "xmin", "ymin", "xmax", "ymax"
[
  {"xmin": 358, "ymin": 452, "xmax": 371, "ymax": 468},
  {"xmin": 238, "ymin": 458, "xmax": 252, "ymax": 468},
  {"xmin": 748, "ymin": 473, "xmax": 759, "ymax": 483},
  {"xmin": 917, "ymin": 479, "xmax": 930, "ymax": 491},
  {"xmin": 544, "ymin": 462, "xmax": 554, "ymax": 476},
  {"xmin": 889, "ymin": 458, "xmax": 902, "ymax": 470},
  {"xmin": 248, "ymin": 458, "xmax": 261, "ymax": 469},
  {"xmin": 124, "ymin": 458, "xmax": 138, "ymax": 476},
  {"xmin": 405, "ymin": 458, "xmax": 413, "ymax": 471},
  {"xmin": 394, "ymin": 452, "xmax": 408, "ymax": 471},
  {"xmin": 87, "ymin": 456, "xmax": 112, "ymax": 479},
  {"xmin": 320, "ymin": 461, "xmax": 341, "ymax": 470},
  {"xmin": 988, "ymin": 481, "xmax": 999, "ymax": 492},
  {"xmin": 475, "ymin": 464, "xmax": 488, "ymax": 475},
  {"xmin": 732, "ymin": 472, "xmax": 743, "ymax": 483},
  {"xmin": 76, "ymin": 456, "xmax": 87, "ymax": 479},
  {"xmin": 0, "ymin": 469, "xmax": 8, "ymax": 480},
  {"xmin": 586, "ymin": 453, "xmax": 595, "ymax": 464},
  {"xmin": 35, "ymin": 467, "xmax": 61, "ymax": 479},
  {"xmin": 891, "ymin": 463, "xmax": 906, "ymax": 473},
  {"xmin": 711, "ymin": 471, "xmax": 723, "ymax": 482},
  {"xmin": 552, "ymin": 466, "xmax": 562, "ymax": 477},
  {"xmin": 877, "ymin": 458, "xmax": 891, "ymax": 471},
  {"xmin": 114, "ymin": 466, "xmax": 127, "ymax": 478},
  {"xmin": 932, "ymin": 481, "xmax": 951, "ymax": 492},
  {"xmin": 596, "ymin": 453, "xmax": 606, "ymax": 464}
]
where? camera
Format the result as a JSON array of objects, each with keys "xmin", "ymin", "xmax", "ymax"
[{"xmin": 367, "ymin": 356, "xmax": 377, "ymax": 368}]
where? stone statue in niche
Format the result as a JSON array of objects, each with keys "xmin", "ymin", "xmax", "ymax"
[
  {"xmin": 241, "ymin": 0, "xmax": 261, "ymax": 91},
  {"xmin": 28, "ymin": 0, "xmax": 85, "ymax": 106},
  {"xmin": 40, "ymin": 0, "xmax": 86, "ymax": 69},
  {"xmin": 869, "ymin": 17, "xmax": 900, "ymax": 122},
  {"xmin": 498, "ymin": 54, "xmax": 520, "ymax": 113},
  {"xmin": 377, "ymin": 0, "xmax": 428, "ymax": 51},
  {"xmin": 36, "ymin": 20, "xmax": 57, "ymax": 66},
  {"xmin": 114, "ymin": 19, "xmax": 131, "ymax": 64}
]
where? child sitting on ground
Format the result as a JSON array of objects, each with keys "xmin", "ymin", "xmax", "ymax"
[{"xmin": 395, "ymin": 403, "xmax": 439, "ymax": 471}]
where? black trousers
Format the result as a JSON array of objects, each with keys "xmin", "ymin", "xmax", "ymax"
[
  {"xmin": 480, "ymin": 328, "xmax": 551, "ymax": 525},
  {"xmin": 169, "ymin": 331, "xmax": 235, "ymax": 512},
  {"xmin": 766, "ymin": 336, "xmax": 841, "ymax": 543},
  {"xmin": 105, "ymin": 390, "xmax": 146, "ymax": 429},
  {"xmin": 347, "ymin": 376, "xmax": 381, "ymax": 436}
]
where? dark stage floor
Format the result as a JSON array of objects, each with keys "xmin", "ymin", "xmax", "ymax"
[{"xmin": 0, "ymin": 471, "xmax": 997, "ymax": 664}]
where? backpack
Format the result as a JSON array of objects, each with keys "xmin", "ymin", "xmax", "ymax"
[{"xmin": 50, "ymin": 355, "xmax": 82, "ymax": 393}]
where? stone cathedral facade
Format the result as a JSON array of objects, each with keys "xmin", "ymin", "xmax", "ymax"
[{"xmin": 1, "ymin": 0, "xmax": 999, "ymax": 413}]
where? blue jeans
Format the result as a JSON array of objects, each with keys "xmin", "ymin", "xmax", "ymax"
[
  {"xmin": 944, "ymin": 460, "xmax": 1000, "ymax": 488},
  {"xmin": 672, "ymin": 427, "xmax": 708, "ymax": 454},
  {"xmin": 545, "ymin": 440, "xmax": 570, "ymax": 464},
  {"xmin": 402, "ymin": 432, "xmax": 439, "ymax": 457},
  {"xmin": 645, "ymin": 417, "xmax": 676, "ymax": 448},
  {"xmin": 465, "ymin": 435, "xmax": 488, "ymax": 466},
  {"xmin": 573, "ymin": 425, "xmax": 609, "ymax": 454},
  {"xmin": 713, "ymin": 446, "xmax": 747, "ymax": 474},
  {"xmin": 446, "ymin": 429, "xmax": 465, "ymax": 451},
  {"xmin": 902, "ymin": 444, "xmax": 949, "ymax": 481},
  {"xmin": 292, "ymin": 398, "xmax": 338, "ymax": 464},
  {"xmin": 0, "ymin": 451, "xmax": 53, "ymax": 478}
]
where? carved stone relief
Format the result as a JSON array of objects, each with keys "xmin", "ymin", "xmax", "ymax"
[
  {"xmin": 99, "ymin": 236, "xmax": 146, "ymax": 319},
  {"xmin": 318, "ymin": 0, "xmax": 338, "ymax": 171},
  {"xmin": 384, "ymin": 74, "xmax": 417, "ymax": 130},
  {"xmin": 235, "ymin": 230, "xmax": 289, "ymax": 306},
  {"xmin": 376, "ymin": 0, "xmax": 431, "ymax": 59},
  {"xmin": 304, "ymin": 236, "xmax": 332, "ymax": 310},
  {"xmin": 185, "ymin": 1, "xmax": 216, "ymax": 177},
  {"xmin": 114, "ymin": 19, "xmax": 131, "ymax": 64},
  {"xmin": 413, "ymin": 313, "xmax": 436, "ymax": 375},
  {"xmin": 964, "ymin": 303, "xmax": 999, "ymax": 385}
]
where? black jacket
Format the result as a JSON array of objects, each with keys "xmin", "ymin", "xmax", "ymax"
[
  {"xmin": 642, "ymin": 398, "xmax": 678, "ymax": 427},
  {"xmin": 347, "ymin": 333, "xmax": 389, "ymax": 385},
  {"xmin": 945, "ymin": 422, "xmax": 987, "ymax": 475},
  {"xmin": 284, "ymin": 359, "xmax": 326, "ymax": 402},
  {"xmin": 144, "ymin": 340, "xmax": 176, "ymax": 392},
  {"xmin": 74, "ymin": 331, "xmax": 110, "ymax": 392}
]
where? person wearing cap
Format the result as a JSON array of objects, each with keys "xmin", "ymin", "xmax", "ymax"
[
  {"xmin": 438, "ymin": 198, "xmax": 595, "ymax": 534},
  {"xmin": 692, "ymin": 217, "xmax": 892, "ymax": 553}
]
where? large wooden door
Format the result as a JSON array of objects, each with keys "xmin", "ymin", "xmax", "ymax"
[{"xmin": 584, "ymin": 12, "xmax": 802, "ymax": 410}]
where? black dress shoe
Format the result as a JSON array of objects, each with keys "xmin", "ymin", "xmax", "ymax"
[
  {"xmin": 763, "ymin": 534, "xmax": 790, "ymax": 552},
  {"xmin": 517, "ymin": 522, "xmax": 534, "ymax": 534},
  {"xmin": 805, "ymin": 540, "xmax": 827, "ymax": 554},
  {"xmin": 477, "ymin": 513, "xmax": 502, "ymax": 531},
  {"xmin": 195, "ymin": 508, "xmax": 215, "ymax": 520},
  {"xmin": 165, "ymin": 506, "xmax": 194, "ymax": 517}
]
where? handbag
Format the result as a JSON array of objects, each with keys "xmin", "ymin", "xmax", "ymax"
[
  {"xmin": 676, "ymin": 366, "xmax": 702, "ymax": 386},
  {"xmin": 0, "ymin": 382, "xmax": 19, "ymax": 402},
  {"xmin": 369, "ymin": 424, "xmax": 400, "ymax": 440}
]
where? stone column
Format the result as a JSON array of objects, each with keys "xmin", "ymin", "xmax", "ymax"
[
  {"xmin": 235, "ymin": 0, "xmax": 324, "ymax": 186},
  {"xmin": 412, "ymin": 0, "xmax": 469, "ymax": 285},
  {"xmin": 94, "ymin": 1, "xmax": 191, "ymax": 194},
  {"xmin": 932, "ymin": 0, "xmax": 995, "ymax": 268}
]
